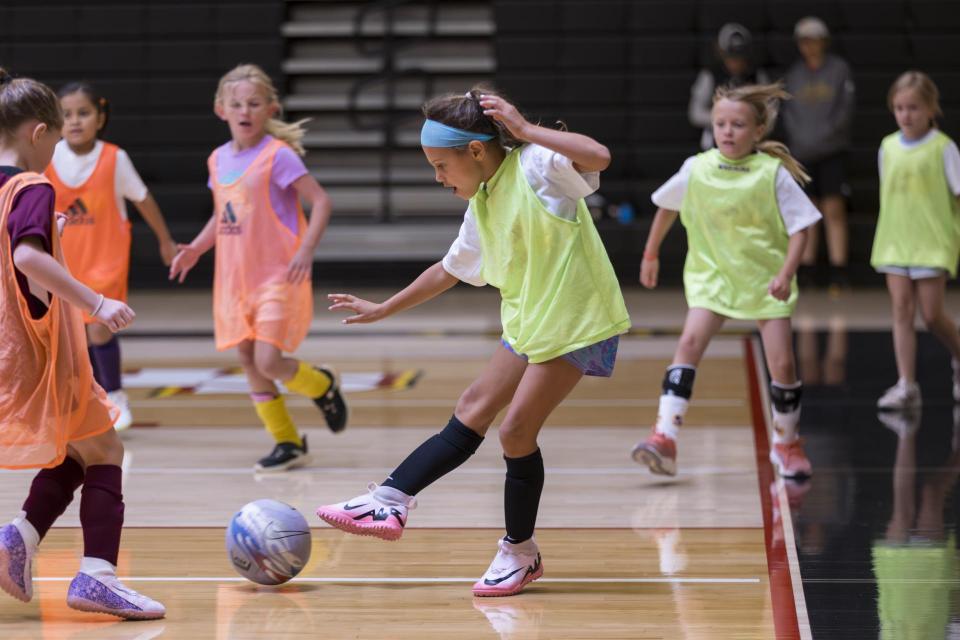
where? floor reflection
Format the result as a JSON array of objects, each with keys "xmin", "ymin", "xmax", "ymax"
[{"xmin": 793, "ymin": 332, "xmax": 960, "ymax": 639}]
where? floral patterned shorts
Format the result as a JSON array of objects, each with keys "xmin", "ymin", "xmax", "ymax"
[{"xmin": 501, "ymin": 335, "xmax": 619, "ymax": 377}]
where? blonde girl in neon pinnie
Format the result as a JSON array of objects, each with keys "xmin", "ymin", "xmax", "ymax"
[
  {"xmin": 871, "ymin": 71, "xmax": 960, "ymax": 410},
  {"xmin": 169, "ymin": 64, "xmax": 348, "ymax": 472},
  {"xmin": 632, "ymin": 83, "xmax": 822, "ymax": 481}
]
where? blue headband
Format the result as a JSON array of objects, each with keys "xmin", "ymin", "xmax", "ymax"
[{"xmin": 420, "ymin": 119, "xmax": 494, "ymax": 148}]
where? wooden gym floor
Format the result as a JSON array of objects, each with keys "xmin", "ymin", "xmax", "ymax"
[{"xmin": 3, "ymin": 287, "xmax": 959, "ymax": 639}]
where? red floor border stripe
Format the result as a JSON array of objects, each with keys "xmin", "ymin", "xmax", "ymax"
[{"xmin": 743, "ymin": 337, "xmax": 801, "ymax": 640}]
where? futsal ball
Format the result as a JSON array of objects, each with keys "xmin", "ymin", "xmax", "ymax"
[{"xmin": 225, "ymin": 499, "xmax": 312, "ymax": 585}]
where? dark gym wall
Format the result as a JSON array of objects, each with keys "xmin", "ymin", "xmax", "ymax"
[{"xmin": 0, "ymin": 0, "xmax": 284, "ymax": 286}]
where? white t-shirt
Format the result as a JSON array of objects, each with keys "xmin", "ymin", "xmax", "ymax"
[
  {"xmin": 441, "ymin": 144, "xmax": 600, "ymax": 287},
  {"xmin": 651, "ymin": 155, "xmax": 823, "ymax": 236},
  {"xmin": 877, "ymin": 129, "xmax": 960, "ymax": 195},
  {"xmin": 50, "ymin": 140, "xmax": 149, "ymax": 221}
]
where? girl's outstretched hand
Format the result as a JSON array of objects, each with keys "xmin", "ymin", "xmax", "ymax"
[
  {"xmin": 169, "ymin": 244, "xmax": 201, "ymax": 284},
  {"xmin": 640, "ymin": 257, "xmax": 659, "ymax": 289},
  {"xmin": 328, "ymin": 293, "xmax": 385, "ymax": 324},
  {"xmin": 478, "ymin": 94, "xmax": 529, "ymax": 141},
  {"xmin": 768, "ymin": 275, "xmax": 791, "ymax": 301}
]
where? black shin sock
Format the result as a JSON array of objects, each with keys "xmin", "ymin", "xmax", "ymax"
[
  {"xmin": 503, "ymin": 448, "xmax": 545, "ymax": 544},
  {"xmin": 381, "ymin": 415, "xmax": 483, "ymax": 495}
]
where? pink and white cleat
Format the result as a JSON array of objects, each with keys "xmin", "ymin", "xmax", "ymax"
[
  {"xmin": 316, "ymin": 483, "xmax": 416, "ymax": 541},
  {"xmin": 0, "ymin": 523, "xmax": 33, "ymax": 602},
  {"xmin": 473, "ymin": 538, "xmax": 543, "ymax": 598},
  {"xmin": 770, "ymin": 439, "xmax": 813, "ymax": 479}
]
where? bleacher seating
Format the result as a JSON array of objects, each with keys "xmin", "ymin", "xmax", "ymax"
[
  {"xmin": 0, "ymin": 0, "xmax": 283, "ymax": 285},
  {"xmin": 0, "ymin": 0, "xmax": 958, "ymax": 285}
]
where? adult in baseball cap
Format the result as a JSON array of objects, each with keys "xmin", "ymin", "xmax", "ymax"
[{"xmin": 688, "ymin": 23, "xmax": 770, "ymax": 150}]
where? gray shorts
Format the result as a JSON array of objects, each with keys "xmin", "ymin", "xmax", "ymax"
[{"xmin": 875, "ymin": 265, "xmax": 948, "ymax": 280}]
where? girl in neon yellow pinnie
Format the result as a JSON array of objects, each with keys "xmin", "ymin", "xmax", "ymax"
[
  {"xmin": 632, "ymin": 83, "xmax": 821, "ymax": 480},
  {"xmin": 871, "ymin": 71, "xmax": 960, "ymax": 410},
  {"xmin": 316, "ymin": 86, "xmax": 629, "ymax": 598}
]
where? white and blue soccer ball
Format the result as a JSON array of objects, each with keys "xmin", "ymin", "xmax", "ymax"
[{"xmin": 226, "ymin": 499, "xmax": 312, "ymax": 585}]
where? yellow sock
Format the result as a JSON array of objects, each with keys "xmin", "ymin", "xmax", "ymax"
[
  {"xmin": 253, "ymin": 396, "xmax": 302, "ymax": 447},
  {"xmin": 285, "ymin": 361, "xmax": 332, "ymax": 398}
]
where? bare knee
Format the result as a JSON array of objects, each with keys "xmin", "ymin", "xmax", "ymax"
[
  {"xmin": 455, "ymin": 383, "xmax": 505, "ymax": 431},
  {"xmin": 767, "ymin": 353, "xmax": 797, "ymax": 383},
  {"xmin": 498, "ymin": 420, "xmax": 539, "ymax": 457},
  {"xmin": 676, "ymin": 331, "xmax": 706, "ymax": 359},
  {"xmin": 253, "ymin": 349, "xmax": 285, "ymax": 380},
  {"xmin": 821, "ymin": 197, "xmax": 846, "ymax": 219},
  {"xmin": 890, "ymin": 295, "xmax": 915, "ymax": 323},
  {"xmin": 71, "ymin": 429, "xmax": 124, "ymax": 467},
  {"xmin": 919, "ymin": 302, "xmax": 940, "ymax": 328}
]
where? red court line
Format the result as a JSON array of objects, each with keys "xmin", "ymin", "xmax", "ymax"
[{"xmin": 743, "ymin": 337, "xmax": 801, "ymax": 640}]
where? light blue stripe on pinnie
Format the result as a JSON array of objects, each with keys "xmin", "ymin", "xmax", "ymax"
[{"xmin": 420, "ymin": 119, "xmax": 494, "ymax": 148}]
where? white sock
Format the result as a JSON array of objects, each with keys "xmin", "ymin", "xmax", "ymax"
[
  {"xmin": 373, "ymin": 484, "xmax": 414, "ymax": 507},
  {"xmin": 501, "ymin": 536, "xmax": 538, "ymax": 554},
  {"xmin": 898, "ymin": 377, "xmax": 918, "ymax": 390},
  {"xmin": 79, "ymin": 556, "xmax": 117, "ymax": 577},
  {"xmin": 655, "ymin": 394, "xmax": 688, "ymax": 439},
  {"xmin": 11, "ymin": 511, "xmax": 39, "ymax": 552}
]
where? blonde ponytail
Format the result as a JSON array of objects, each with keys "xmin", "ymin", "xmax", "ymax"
[
  {"xmin": 214, "ymin": 64, "xmax": 310, "ymax": 157},
  {"xmin": 757, "ymin": 140, "xmax": 811, "ymax": 185},
  {"xmin": 713, "ymin": 82, "xmax": 810, "ymax": 185},
  {"xmin": 264, "ymin": 118, "xmax": 309, "ymax": 157}
]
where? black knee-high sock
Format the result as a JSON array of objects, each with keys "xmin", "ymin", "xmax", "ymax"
[
  {"xmin": 381, "ymin": 415, "xmax": 483, "ymax": 495},
  {"xmin": 22, "ymin": 456, "xmax": 85, "ymax": 540},
  {"xmin": 80, "ymin": 465, "xmax": 124, "ymax": 565},
  {"xmin": 503, "ymin": 448, "xmax": 544, "ymax": 544}
]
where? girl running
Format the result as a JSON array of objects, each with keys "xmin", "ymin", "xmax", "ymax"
[
  {"xmin": 0, "ymin": 69, "xmax": 164, "ymax": 619},
  {"xmin": 631, "ymin": 83, "xmax": 821, "ymax": 480},
  {"xmin": 45, "ymin": 82, "xmax": 177, "ymax": 432},
  {"xmin": 169, "ymin": 64, "xmax": 347, "ymax": 472},
  {"xmin": 316, "ymin": 87, "xmax": 630, "ymax": 597},
  {"xmin": 872, "ymin": 71, "xmax": 960, "ymax": 410}
]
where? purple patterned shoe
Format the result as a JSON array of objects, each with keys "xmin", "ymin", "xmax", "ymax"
[
  {"xmin": 0, "ymin": 524, "xmax": 32, "ymax": 602},
  {"xmin": 67, "ymin": 571, "xmax": 165, "ymax": 620}
]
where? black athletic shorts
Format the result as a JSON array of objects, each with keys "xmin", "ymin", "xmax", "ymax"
[{"xmin": 801, "ymin": 152, "xmax": 850, "ymax": 200}]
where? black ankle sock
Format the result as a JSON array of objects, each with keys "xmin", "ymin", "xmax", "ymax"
[
  {"xmin": 503, "ymin": 448, "xmax": 544, "ymax": 544},
  {"xmin": 381, "ymin": 415, "xmax": 483, "ymax": 496}
]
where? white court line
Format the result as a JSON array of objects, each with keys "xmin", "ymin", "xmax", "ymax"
[
  {"xmin": 35, "ymin": 576, "xmax": 760, "ymax": 584},
  {"xmin": 1, "ymin": 466, "xmax": 752, "ymax": 477},
  {"xmin": 129, "ymin": 398, "xmax": 745, "ymax": 408}
]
